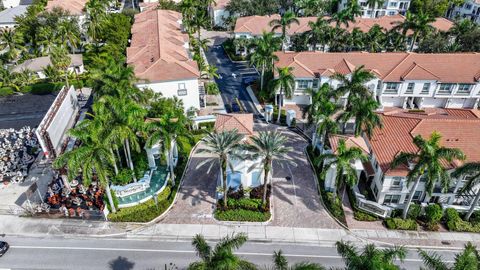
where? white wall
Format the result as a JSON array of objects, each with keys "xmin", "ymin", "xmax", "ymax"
[
  {"xmin": 137, "ymin": 79, "xmax": 200, "ymax": 110},
  {"xmin": 213, "ymin": 8, "xmax": 229, "ymax": 27},
  {"xmin": 228, "ymin": 155, "xmax": 264, "ymax": 188},
  {"xmin": 1, "ymin": 0, "xmax": 20, "ymax": 8}
]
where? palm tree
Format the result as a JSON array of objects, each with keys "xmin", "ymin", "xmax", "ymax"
[
  {"xmin": 331, "ymin": 65, "xmax": 375, "ymax": 110},
  {"xmin": 192, "ymin": 11, "xmax": 210, "ymax": 43},
  {"xmin": 318, "ymin": 139, "xmax": 368, "ymax": 198},
  {"xmin": 270, "ymin": 67, "xmax": 295, "ymax": 124},
  {"xmin": 248, "ymin": 31, "xmax": 280, "ymax": 91},
  {"xmin": 50, "ymin": 45, "xmax": 71, "ymax": 89},
  {"xmin": 337, "ymin": 96, "xmax": 382, "ymax": 138},
  {"xmin": 55, "ymin": 17, "xmax": 81, "ymax": 53},
  {"xmin": 393, "ymin": 11, "xmax": 435, "ymax": 51},
  {"xmin": 272, "ymin": 250, "xmax": 325, "ymax": 270},
  {"xmin": 365, "ymin": 25, "xmax": 387, "ymax": 52},
  {"xmin": 85, "ymin": 0, "xmax": 108, "ymax": 46},
  {"xmin": 233, "ymin": 36, "xmax": 250, "ymax": 56},
  {"xmin": 0, "ymin": 28, "xmax": 24, "ymax": 62},
  {"xmin": 202, "ymin": 64, "xmax": 220, "ymax": 80},
  {"xmin": 346, "ymin": 27, "xmax": 365, "ymax": 51},
  {"xmin": 336, "ymin": 241, "xmax": 407, "ymax": 270},
  {"xmin": 306, "ymin": 83, "xmax": 340, "ymax": 148},
  {"xmin": 418, "ymin": 242, "xmax": 480, "ymax": 270},
  {"xmin": 391, "ymin": 132, "xmax": 466, "ymax": 220},
  {"xmin": 366, "ymin": 0, "xmax": 385, "ymax": 18},
  {"xmin": 188, "ymin": 233, "xmax": 256, "ymax": 270},
  {"xmin": 269, "ymin": 11, "xmax": 300, "ymax": 51},
  {"xmin": 197, "ymin": 130, "xmax": 244, "ymax": 208},
  {"xmin": 243, "ymin": 131, "xmax": 294, "ymax": 206},
  {"xmin": 452, "ymin": 163, "xmax": 480, "ymax": 221},
  {"xmin": 331, "ymin": 0, "xmax": 361, "ymax": 27},
  {"xmin": 307, "ymin": 17, "xmax": 331, "ymax": 51},
  {"xmin": 53, "ymin": 123, "xmax": 118, "ymax": 213},
  {"xmin": 42, "ymin": 65, "xmax": 62, "ymax": 82}
]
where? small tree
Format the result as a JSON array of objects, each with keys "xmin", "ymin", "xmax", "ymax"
[
  {"xmin": 50, "ymin": 45, "xmax": 71, "ymax": 89},
  {"xmin": 336, "ymin": 240, "xmax": 407, "ymax": 269}
]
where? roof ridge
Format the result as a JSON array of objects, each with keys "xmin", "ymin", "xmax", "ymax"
[
  {"xmin": 382, "ymin": 52, "xmax": 411, "ymax": 80},
  {"xmin": 292, "ymin": 55, "xmax": 315, "ymax": 76},
  {"xmin": 401, "ymin": 62, "xmax": 440, "ymax": 80}
]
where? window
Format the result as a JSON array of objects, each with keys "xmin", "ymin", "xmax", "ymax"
[
  {"xmin": 388, "ymin": 11, "xmax": 395, "ymax": 15},
  {"xmin": 384, "ymin": 194, "xmax": 401, "ymax": 204},
  {"xmin": 456, "ymin": 84, "xmax": 472, "ymax": 95},
  {"xmin": 391, "ymin": 177, "xmax": 402, "ymax": 187},
  {"xmin": 177, "ymin": 83, "xmax": 187, "ymax": 96},
  {"xmin": 405, "ymin": 83, "xmax": 415, "ymax": 94},
  {"xmin": 297, "ymin": 80, "xmax": 309, "ymax": 89},
  {"xmin": 312, "ymin": 79, "xmax": 319, "ymax": 89},
  {"xmin": 384, "ymin": 82, "xmax": 399, "ymax": 94},
  {"xmin": 438, "ymin": 83, "xmax": 454, "ymax": 95},
  {"xmin": 389, "ymin": 2, "xmax": 397, "ymax": 7},
  {"xmin": 412, "ymin": 191, "xmax": 423, "ymax": 202},
  {"xmin": 421, "ymin": 83, "xmax": 430, "ymax": 94}
]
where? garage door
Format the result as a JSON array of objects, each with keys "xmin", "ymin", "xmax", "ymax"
[{"xmin": 381, "ymin": 97, "xmax": 404, "ymax": 107}]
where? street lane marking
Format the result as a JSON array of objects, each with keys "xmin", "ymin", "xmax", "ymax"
[{"xmin": 9, "ymin": 246, "xmax": 453, "ymax": 262}]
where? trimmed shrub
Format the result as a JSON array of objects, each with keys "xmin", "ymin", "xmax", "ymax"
[
  {"xmin": 214, "ymin": 208, "xmax": 271, "ymax": 222},
  {"xmin": 227, "ymin": 198, "xmax": 262, "ymax": 211},
  {"xmin": 407, "ymin": 204, "xmax": 422, "ymax": 220},
  {"xmin": 445, "ymin": 208, "xmax": 480, "ymax": 232},
  {"xmin": 250, "ymin": 184, "xmax": 271, "ymax": 200},
  {"xmin": 111, "ymin": 168, "xmax": 134, "ymax": 185},
  {"xmin": 108, "ymin": 186, "xmax": 172, "ymax": 222},
  {"xmin": 354, "ymin": 210, "xmax": 379, "ymax": 221},
  {"xmin": 28, "ymin": 82, "xmax": 63, "ymax": 95},
  {"xmin": 469, "ymin": 210, "xmax": 480, "ymax": 224},
  {"xmin": 425, "ymin": 204, "xmax": 443, "ymax": 224},
  {"xmin": 205, "ymin": 82, "xmax": 220, "ymax": 95},
  {"xmin": 0, "ymin": 87, "xmax": 14, "ymax": 96},
  {"xmin": 385, "ymin": 218, "xmax": 417, "ymax": 230}
]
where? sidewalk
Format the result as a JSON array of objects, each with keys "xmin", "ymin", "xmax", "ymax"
[{"xmin": 2, "ymin": 214, "xmax": 480, "ymax": 250}]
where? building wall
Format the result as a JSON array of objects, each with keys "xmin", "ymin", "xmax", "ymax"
[
  {"xmin": 212, "ymin": 8, "xmax": 230, "ymax": 27},
  {"xmin": 227, "ymin": 155, "xmax": 265, "ymax": 188},
  {"xmin": 1, "ymin": 0, "xmax": 20, "ymax": 8},
  {"xmin": 338, "ymin": 0, "xmax": 411, "ymax": 18},
  {"xmin": 447, "ymin": 0, "xmax": 480, "ymax": 24},
  {"xmin": 137, "ymin": 78, "xmax": 201, "ymax": 110}
]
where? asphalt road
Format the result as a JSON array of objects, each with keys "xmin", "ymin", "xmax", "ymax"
[
  {"xmin": 0, "ymin": 235, "xmax": 459, "ymax": 270},
  {"xmin": 205, "ymin": 45, "xmax": 260, "ymax": 116}
]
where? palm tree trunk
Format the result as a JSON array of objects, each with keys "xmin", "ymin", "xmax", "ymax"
[
  {"xmin": 65, "ymin": 69, "xmax": 69, "ymax": 89},
  {"xmin": 125, "ymin": 139, "xmax": 137, "ymax": 182},
  {"xmin": 260, "ymin": 63, "xmax": 265, "ymax": 91},
  {"xmin": 221, "ymin": 159, "xmax": 228, "ymax": 208},
  {"xmin": 115, "ymin": 147, "xmax": 122, "ymax": 167},
  {"xmin": 277, "ymin": 89, "xmax": 283, "ymax": 124},
  {"xmin": 465, "ymin": 190, "xmax": 480, "ymax": 221},
  {"xmin": 262, "ymin": 162, "xmax": 270, "ymax": 207},
  {"xmin": 168, "ymin": 144, "xmax": 175, "ymax": 186},
  {"xmin": 409, "ymin": 33, "xmax": 418, "ymax": 52},
  {"xmin": 402, "ymin": 176, "xmax": 421, "ymax": 219},
  {"xmin": 110, "ymin": 148, "xmax": 119, "ymax": 175},
  {"xmin": 312, "ymin": 124, "xmax": 318, "ymax": 147},
  {"xmin": 105, "ymin": 178, "xmax": 116, "ymax": 213}
]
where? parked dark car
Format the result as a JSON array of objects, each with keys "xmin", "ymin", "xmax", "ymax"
[{"xmin": 0, "ymin": 241, "xmax": 9, "ymax": 257}]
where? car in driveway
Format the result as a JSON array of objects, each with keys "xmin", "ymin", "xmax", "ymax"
[{"xmin": 0, "ymin": 241, "xmax": 9, "ymax": 257}]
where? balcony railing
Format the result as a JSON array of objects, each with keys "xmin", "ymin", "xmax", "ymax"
[{"xmin": 352, "ymin": 186, "xmax": 390, "ymax": 218}]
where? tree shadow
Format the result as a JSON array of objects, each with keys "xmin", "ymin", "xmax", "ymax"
[{"xmin": 109, "ymin": 256, "xmax": 135, "ymax": 270}]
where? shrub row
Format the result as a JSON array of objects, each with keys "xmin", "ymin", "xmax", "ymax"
[
  {"xmin": 227, "ymin": 198, "xmax": 263, "ymax": 211},
  {"xmin": 385, "ymin": 218, "xmax": 418, "ymax": 230},
  {"xmin": 445, "ymin": 208, "xmax": 480, "ymax": 233},
  {"xmin": 0, "ymin": 87, "xmax": 14, "ymax": 97},
  {"xmin": 354, "ymin": 210, "xmax": 379, "ymax": 222},
  {"xmin": 214, "ymin": 208, "xmax": 271, "ymax": 222},
  {"xmin": 108, "ymin": 186, "xmax": 172, "ymax": 222}
]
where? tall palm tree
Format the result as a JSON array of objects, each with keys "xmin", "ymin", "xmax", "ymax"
[
  {"xmin": 337, "ymin": 96, "xmax": 382, "ymax": 138},
  {"xmin": 196, "ymin": 130, "xmax": 244, "ymax": 208},
  {"xmin": 346, "ymin": 27, "xmax": 365, "ymax": 51},
  {"xmin": 0, "ymin": 28, "xmax": 24, "ymax": 62},
  {"xmin": 202, "ymin": 64, "xmax": 219, "ymax": 80},
  {"xmin": 366, "ymin": 0, "xmax": 385, "ymax": 18},
  {"xmin": 85, "ymin": 0, "xmax": 108, "ymax": 46},
  {"xmin": 243, "ymin": 131, "xmax": 294, "ymax": 206},
  {"xmin": 269, "ymin": 11, "xmax": 300, "ymax": 51},
  {"xmin": 307, "ymin": 17, "xmax": 331, "ymax": 51},
  {"xmin": 452, "ymin": 163, "xmax": 480, "ymax": 221},
  {"xmin": 50, "ymin": 45, "xmax": 71, "ymax": 89},
  {"xmin": 391, "ymin": 132, "xmax": 466, "ymax": 220},
  {"xmin": 331, "ymin": 65, "xmax": 375, "ymax": 110},
  {"xmin": 393, "ymin": 11, "xmax": 435, "ymax": 51},
  {"xmin": 270, "ymin": 67, "xmax": 295, "ymax": 123},
  {"xmin": 55, "ymin": 17, "xmax": 81, "ymax": 53},
  {"xmin": 272, "ymin": 250, "xmax": 325, "ymax": 270},
  {"xmin": 336, "ymin": 241, "xmax": 407, "ymax": 270},
  {"xmin": 331, "ymin": 0, "xmax": 362, "ymax": 27},
  {"xmin": 306, "ymin": 83, "xmax": 340, "ymax": 148},
  {"xmin": 365, "ymin": 25, "xmax": 387, "ymax": 52},
  {"xmin": 233, "ymin": 36, "xmax": 250, "ymax": 56},
  {"xmin": 192, "ymin": 11, "xmax": 210, "ymax": 43},
  {"xmin": 188, "ymin": 233, "xmax": 256, "ymax": 270},
  {"xmin": 248, "ymin": 31, "xmax": 280, "ymax": 91},
  {"xmin": 53, "ymin": 123, "xmax": 118, "ymax": 213},
  {"xmin": 318, "ymin": 139, "xmax": 368, "ymax": 198},
  {"xmin": 418, "ymin": 242, "xmax": 480, "ymax": 270}
]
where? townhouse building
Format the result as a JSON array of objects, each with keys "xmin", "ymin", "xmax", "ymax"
[
  {"xmin": 46, "ymin": 0, "xmax": 88, "ymax": 26},
  {"xmin": 323, "ymin": 108, "xmax": 480, "ymax": 217},
  {"xmin": 127, "ymin": 9, "xmax": 202, "ymax": 110},
  {"xmin": 233, "ymin": 14, "xmax": 452, "ymax": 51},
  {"xmin": 337, "ymin": 0, "xmax": 411, "ymax": 18},
  {"xmin": 273, "ymin": 51, "xmax": 480, "ymax": 110},
  {"xmin": 447, "ymin": 0, "xmax": 480, "ymax": 25},
  {"xmin": 209, "ymin": 0, "xmax": 230, "ymax": 27}
]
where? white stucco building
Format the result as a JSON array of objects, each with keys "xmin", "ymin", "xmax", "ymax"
[
  {"xmin": 45, "ymin": 0, "xmax": 88, "ymax": 27},
  {"xmin": 322, "ymin": 108, "xmax": 480, "ymax": 218},
  {"xmin": 338, "ymin": 0, "xmax": 411, "ymax": 18},
  {"xmin": 274, "ymin": 51, "xmax": 480, "ymax": 110},
  {"xmin": 447, "ymin": 0, "xmax": 480, "ymax": 24},
  {"xmin": 127, "ymin": 9, "xmax": 202, "ymax": 110},
  {"xmin": 209, "ymin": 0, "xmax": 230, "ymax": 27}
]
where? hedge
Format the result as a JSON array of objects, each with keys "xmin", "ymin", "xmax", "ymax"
[
  {"xmin": 215, "ymin": 208, "xmax": 271, "ymax": 222},
  {"xmin": 0, "ymin": 87, "xmax": 14, "ymax": 97},
  {"xmin": 354, "ymin": 210, "xmax": 379, "ymax": 221},
  {"xmin": 385, "ymin": 218, "xmax": 418, "ymax": 230},
  {"xmin": 108, "ymin": 186, "xmax": 172, "ymax": 222},
  {"xmin": 445, "ymin": 208, "xmax": 480, "ymax": 233}
]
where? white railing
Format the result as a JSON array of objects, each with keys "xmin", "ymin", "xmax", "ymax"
[{"xmin": 353, "ymin": 187, "xmax": 390, "ymax": 218}]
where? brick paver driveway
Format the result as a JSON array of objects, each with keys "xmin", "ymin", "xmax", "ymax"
[{"xmin": 159, "ymin": 124, "xmax": 341, "ymax": 229}]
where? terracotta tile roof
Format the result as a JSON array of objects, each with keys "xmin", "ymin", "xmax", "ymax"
[
  {"xmin": 46, "ymin": 0, "xmax": 87, "ymax": 15},
  {"xmin": 368, "ymin": 108, "xmax": 480, "ymax": 176},
  {"xmin": 329, "ymin": 134, "xmax": 370, "ymax": 155},
  {"xmin": 234, "ymin": 15, "xmax": 317, "ymax": 35},
  {"xmin": 234, "ymin": 14, "xmax": 453, "ymax": 36},
  {"xmin": 275, "ymin": 51, "xmax": 480, "ymax": 83},
  {"xmin": 126, "ymin": 9, "xmax": 200, "ymax": 83},
  {"xmin": 213, "ymin": 0, "xmax": 229, "ymax": 10},
  {"xmin": 214, "ymin": 113, "xmax": 254, "ymax": 135}
]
